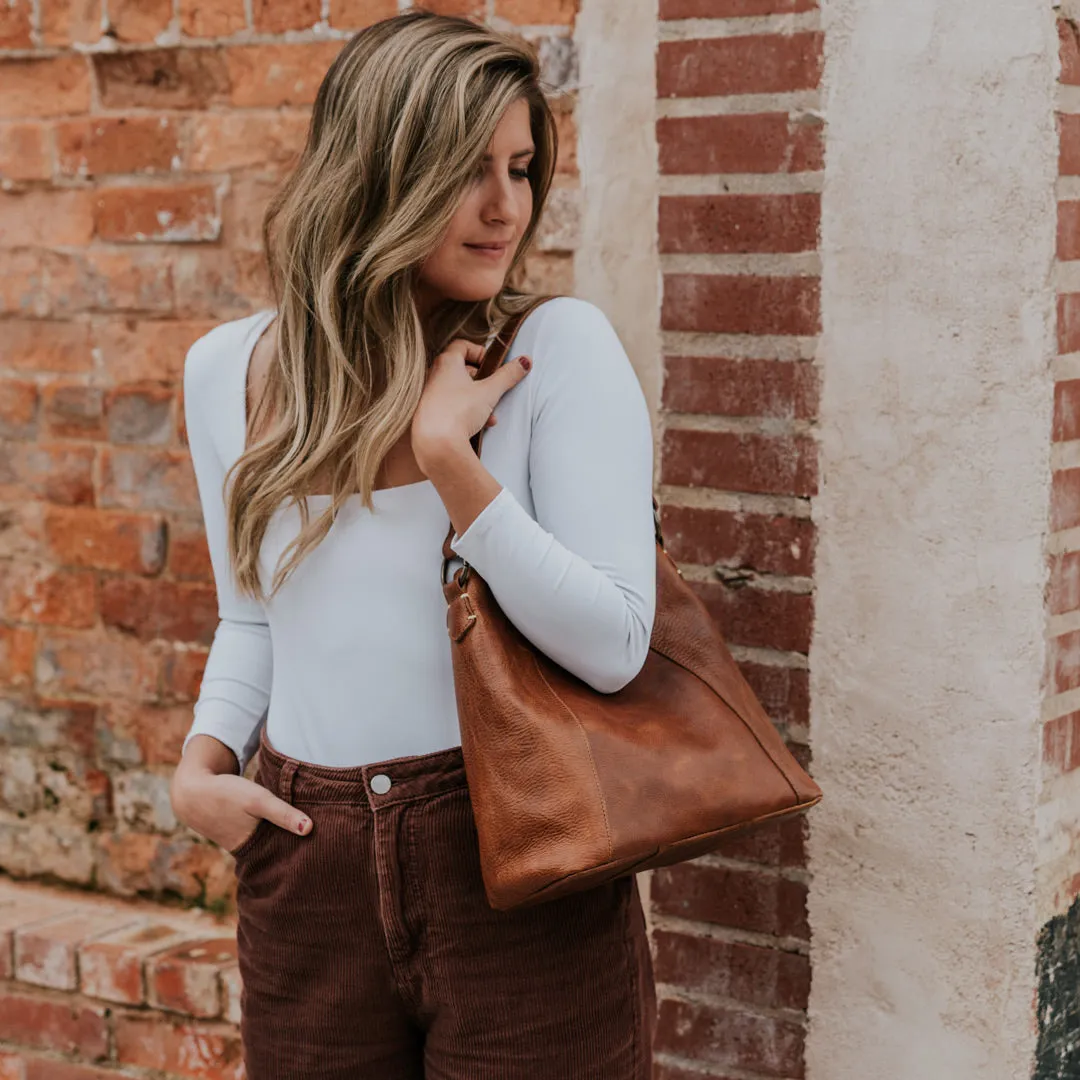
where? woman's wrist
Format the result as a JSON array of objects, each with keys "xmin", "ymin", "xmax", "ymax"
[
  {"xmin": 171, "ymin": 736, "xmax": 240, "ymax": 824},
  {"xmin": 413, "ymin": 430, "xmax": 466, "ymax": 474},
  {"xmin": 178, "ymin": 734, "xmax": 241, "ymax": 777},
  {"xmin": 415, "ymin": 435, "xmax": 503, "ymax": 541}
]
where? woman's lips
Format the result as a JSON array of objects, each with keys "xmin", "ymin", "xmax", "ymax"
[{"xmin": 464, "ymin": 242, "xmax": 508, "ymax": 259}]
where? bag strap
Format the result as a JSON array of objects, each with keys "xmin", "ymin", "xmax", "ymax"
[
  {"xmin": 440, "ymin": 294, "xmax": 560, "ymax": 577},
  {"xmin": 471, "ymin": 293, "xmax": 559, "ymax": 451}
]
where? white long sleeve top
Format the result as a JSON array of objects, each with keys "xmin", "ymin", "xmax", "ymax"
[{"xmin": 180, "ymin": 297, "xmax": 657, "ymax": 774}]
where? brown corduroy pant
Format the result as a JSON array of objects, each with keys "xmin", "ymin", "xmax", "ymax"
[{"xmin": 232, "ymin": 726, "xmax": 657, "ymax": 1079}]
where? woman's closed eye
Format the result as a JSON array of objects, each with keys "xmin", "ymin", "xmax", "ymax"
[{"xmin": 472, "ymin": 160, "xmax": 532, "ymax": 183}]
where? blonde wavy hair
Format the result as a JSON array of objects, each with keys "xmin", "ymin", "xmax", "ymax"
[{"xmin": 224, "ymin": 8, "xmax": 558, "ymax": 601}]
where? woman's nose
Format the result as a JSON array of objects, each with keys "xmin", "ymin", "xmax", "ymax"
[{"xmin": 483, "ymin": 175, "xmax": 517, "ymax": 225}]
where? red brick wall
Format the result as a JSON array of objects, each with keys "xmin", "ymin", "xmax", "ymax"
[
  {"xmin": 0, "ymin": 0, "xmax": 577, "ymax": 910},
  {"xmin": 0, "ymin": 878, "xmax": 244, "ymax": 1080},
  {"xmin": 654, "ymin": 1, "xmax": 822, "ymax": 1076}
]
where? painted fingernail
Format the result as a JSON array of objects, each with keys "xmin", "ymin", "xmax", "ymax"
[
  {"xmin": 297, "ymin": 818, "xmax": 310, "ymax": 834},
  {"xmin": 519, "ymin": 355, "xmax": 531, "ymax": 371}
]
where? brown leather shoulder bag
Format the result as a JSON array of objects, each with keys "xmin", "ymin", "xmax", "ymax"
[{"xmin": 440, "ymin": 295, "xmax": 822, "ymax": 911}]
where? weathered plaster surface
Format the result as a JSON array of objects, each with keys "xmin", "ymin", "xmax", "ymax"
[
  {"xmin": 1038, "ymin": 769, "xmax": 1080, "ymax": 921},
  {"xmin": 573, "ymin": 0, "xmax": 661, "ymax": 431},
  {"xmin": 807, "ymin": 1, "xmax": 1057, "ymax": 1076}
]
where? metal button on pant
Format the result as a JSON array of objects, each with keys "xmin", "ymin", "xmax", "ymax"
[{"xmin": 370, "ymin": 773, "xmax": 391, "ymax": 794}]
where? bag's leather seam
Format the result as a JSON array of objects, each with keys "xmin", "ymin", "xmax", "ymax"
[
  {"xmin": 652, "ymin": 545, "xmax": 808, "ymax": 800},
  {"xmin": 648, "ymin": 642, "xmax": 804, "ymax": 803},
  {"xmin": 532, "ymin": 653, "xmax": 615, "ymax": 864}
]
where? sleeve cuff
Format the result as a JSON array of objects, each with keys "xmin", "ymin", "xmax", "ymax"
[
  {"xmin": 448, "ymin": 485, "xmax": 516, "ymax": 558},
  {"xmin": 181, "ymin": 704, "xmax": 263, "ymax": 776}
]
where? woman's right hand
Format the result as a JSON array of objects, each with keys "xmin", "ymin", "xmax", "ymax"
[{"xmin": 171, "ymin": 740, "xmax": 311, "ymax": 855}]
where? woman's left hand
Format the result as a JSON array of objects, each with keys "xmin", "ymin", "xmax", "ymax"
[{"xmin": 410, "ymin": 337, "xmax": 531, "ymax": 462}]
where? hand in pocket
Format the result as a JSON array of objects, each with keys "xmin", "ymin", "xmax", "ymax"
[{"xmin": 171, "ymin": 768, "xmax": 313, "ymax": 854}]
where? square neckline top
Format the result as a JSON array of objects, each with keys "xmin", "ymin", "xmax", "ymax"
[{"xmin": 241, "ymin": 308, "xmax": 437, "ymax": 505}]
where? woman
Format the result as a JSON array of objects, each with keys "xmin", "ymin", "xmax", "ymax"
[{"xmin": 169, "ymin": 9, "xmax": 658, "ymax": 1078}]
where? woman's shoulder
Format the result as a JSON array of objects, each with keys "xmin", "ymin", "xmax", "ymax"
[
  {"xmin": 514, "ymin": 295, "xmax": 624, "ymax": 358},
  {"xmin": 512, "ymin": 295, "xmax": 631, "ymax": 386},
  {"xmin": 182, "ymin": 309, "xmax": 275, "ymax": 466},
  {"xmin": 183, "ymin": 309, "xmax": 274, "ymax": 399},
  {"xmin": 517, "ymin": 295, "xmax": 617, "ymax": 340},
  {"xmin": 504, "ymin": 294, "xmax": 649, "ymax": 437}
]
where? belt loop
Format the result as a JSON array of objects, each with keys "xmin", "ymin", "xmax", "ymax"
[{"xmin": 278, "ymin": 759, "xmax": 298, "ymax": 804}]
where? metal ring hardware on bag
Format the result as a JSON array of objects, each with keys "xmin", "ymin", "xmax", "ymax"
[{"xmin": 441, "ymin": 554, "xmax": 471, "ymax": 589}]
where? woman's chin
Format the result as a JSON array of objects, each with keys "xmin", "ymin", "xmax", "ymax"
[
  {"xmin": 443, "ymin": 271, "xmax": 509, "ymax": 304},
  {"xmin": 415, "ymin": 271, "xmax": 511, "ymax": 312}
]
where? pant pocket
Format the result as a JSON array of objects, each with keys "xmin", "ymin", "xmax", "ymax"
[
  {"xmin": 231, "ymin": 762, "xmax": 286, "ymax": 866},
  {"xmin": 229, "ymin": 815, "xmax": 271, "ymax": 861}
]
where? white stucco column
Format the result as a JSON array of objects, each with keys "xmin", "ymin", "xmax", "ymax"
[
  {"xmin": 806, "ymin": 2, "xmax": 1057, "ymax": 1077},
  {"xmin": 573, "ymin": 0, "xmax": 662, "ymax": 426}
]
